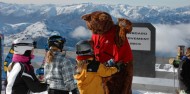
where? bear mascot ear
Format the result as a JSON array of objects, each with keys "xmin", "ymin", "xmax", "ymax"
[
  {"xmin": 118, "ymin": 18, "xmax": 132, "ymax": 33},
  {"xmin": 81, "ymin": 11, "xmax": 114, "ymax": 34},
  {"xmin": 81, "ymin": 13, "xmax": 93, "ymax": 31},
  {"xmin": 115, "ymin": 18, "xmax": 132, "ymax": 47},
  {"xmin": 81, "ymin": 13, "xmax": 91, "ymax": 21}
]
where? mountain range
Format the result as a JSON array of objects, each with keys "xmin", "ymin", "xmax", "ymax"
[{"xmin": 0, "ymin": 2, "xmax": 190, "ymax": 50}]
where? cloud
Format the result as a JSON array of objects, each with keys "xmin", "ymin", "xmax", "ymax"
[
  {"xmin": 155, "ymin": 24, "xmax": 190, "ymax": 57},
  {"xmin": 70, "ymin": 26, "xmax": 91, "ymax": 39}
]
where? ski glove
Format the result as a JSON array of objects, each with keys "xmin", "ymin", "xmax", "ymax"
[
  {"xmin": 115, "ymin": 63, "xmax": 125, "ymax": 72},
  {"xmin": 106, "ymin": 59, "xmax": 115, "ymax": 67}
]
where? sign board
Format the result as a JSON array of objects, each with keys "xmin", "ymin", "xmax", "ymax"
[
  {"xmin": 128, "ymin": 27, "xmax": 151, "ymax": 51},
  {"xmin": 131, "ymin": 23, "xmax": 156, "ymax": 77}
]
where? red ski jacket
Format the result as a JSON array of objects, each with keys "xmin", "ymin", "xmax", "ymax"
[{"xmin": 91, "ymin": 27, "xmax": 133, "ymax": 64}]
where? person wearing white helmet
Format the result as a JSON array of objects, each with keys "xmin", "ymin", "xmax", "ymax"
[
  {"xmin": 44, "ymin": 35, "xmax": 78, "ymax": 94},
  {"xmin": 6, "ymin": 36, "xmax": 48, "ymax": 94}
]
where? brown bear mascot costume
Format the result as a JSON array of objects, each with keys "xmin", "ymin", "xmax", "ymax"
[{"xmin": 82, "ymin": 11, "xmax": 133, "ymax": 94}]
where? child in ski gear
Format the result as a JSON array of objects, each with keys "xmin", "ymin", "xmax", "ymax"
[
  {"xmin": 180, "ymin": 47, "xmax": 190, "ymax": 93},
  {"xmin": 82, "ymin": 11, "xmax": 133, "ymax": 94},
  {"xmin": 6, "ymin": 36, "xmax": 48, "ymax": 94},
  {"xmin": 74, "ymin": 40, "xmax": 119, "ymax": 94},
  {"xmin": 44, "ymin": 35, "xmax": 77, "ymax": 94}
]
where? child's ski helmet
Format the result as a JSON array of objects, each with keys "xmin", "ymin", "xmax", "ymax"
[
  {"xmin": 76, "ymin": 40, "xmax": 93, "ymax": 56},
  {"xmin": 48, "ymin": 35, "xmax": 66, "ymax": 51},
  {"xmin": 13, "ymin": 37, "xmax": 35, "ymax": 56}
]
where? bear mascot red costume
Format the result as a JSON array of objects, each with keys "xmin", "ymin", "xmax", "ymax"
[{"xmin": 81, "ymin": 11, "xmax": 133, "ymax": 94}]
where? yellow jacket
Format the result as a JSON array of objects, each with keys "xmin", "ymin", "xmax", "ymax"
[{"xmin": 74, "ymin": 62, "xmax": 117, "ymax": 94}]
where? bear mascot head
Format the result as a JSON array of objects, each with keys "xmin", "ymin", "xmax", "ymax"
[{"xmin": 81, "ymin": 11, "xmax": 132, "ymax": 47}]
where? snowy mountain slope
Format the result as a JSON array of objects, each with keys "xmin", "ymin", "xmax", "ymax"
[
  {"xmin": 1, "ymin": 2, "xmax": 190, "ymax": 24},
  {"xmin": 3, "ymin": 20, "xmax": 90, "ymax": 49},
  {"xmin": 4, "ymin": 21, "xmax": 59, "ymax": 47},
  {"xmin": 1, "ymin": 2, "xmax": 190, "ymax": 51},
  {"xmin": 0, "ymin": 22, "xmax": 31, "ymax": 35}
]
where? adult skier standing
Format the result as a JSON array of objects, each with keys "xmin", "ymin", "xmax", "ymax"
[
  {"xmin": 44, "ymin": 35, "xmax": 77, "ymax": 94},
  {"xmin": 82, "ymin": 11, "xmax": 133, "ymax": 94},
  {"xmin": 6, "ymin": 36, "xmax": 48, "ymax": 94}
]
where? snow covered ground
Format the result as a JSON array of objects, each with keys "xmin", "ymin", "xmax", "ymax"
[
  {"xmin": 1, "ymin": 74, "xmax": 178, "ymax": 94},
  {"xmin": 1, "ymin": 65, "xmax": 178, "ymax": 94},
  {"xmin": 1, "ymin": 48, "xmax": 178, "ymax": 94}
]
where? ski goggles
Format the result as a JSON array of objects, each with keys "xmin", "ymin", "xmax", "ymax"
[
  {"xmin": 13, "ymin": 41, "xmax": 37, "ymax": 48},
  {"xmin": 48, "ymin": 37, "xmax": 66, "ymax": 43}
]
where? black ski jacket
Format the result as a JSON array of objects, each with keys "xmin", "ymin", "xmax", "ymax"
[
  {"xmin": 181, "ymin": 56, "xmax": 190, "ymax": 88},
  {"xmin": 6, "ymin": 62, "xmax": 48, "ymax": 94}
]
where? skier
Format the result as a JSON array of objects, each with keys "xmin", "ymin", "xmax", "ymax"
[
  {"xmin": 82, "ymin": 11, "xmax": 133, "ymax": 94},
  {"xmin": 169, "ymin": 46, "xmax": 190, "ymax": 94},
  {"xmin": 180, "ymin": 47, "xmax": 190, "ymax": 93},
  {"xmin": 6, "ymin": 36, "xmax": 48, "ymax": 94},
  {"xmin": 44, "ymin": 35, "xmax": 77, "ymax": 94},
  {"xmin": 74, "ymin": 40, "xmax": 123, "ymax": 94}
]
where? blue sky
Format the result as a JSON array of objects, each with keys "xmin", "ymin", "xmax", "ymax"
[{"xmin": 0, "ymin": 0, "xmax": 190, "ymax": 8}]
